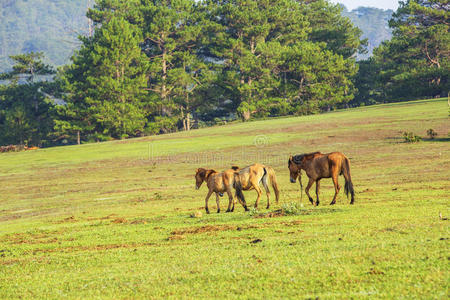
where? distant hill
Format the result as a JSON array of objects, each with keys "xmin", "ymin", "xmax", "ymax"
[
  {"xmin": 0, "ymin": 1, "xmax": 392, "ymax": 72},
  {"xmin": 0, "ymin": 0, "xmax": 90, "ymax": 72},
  {"xmin": 342, "ymin": 6, "xmax": 393, "ymax": 59}
]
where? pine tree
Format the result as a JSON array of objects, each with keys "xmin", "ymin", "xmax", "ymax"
[
  {"xmin": 58, "ymin": 16, "xmax": 148, "ymax": 142},
  {"xmin": 367, "ymin": 0, "xmax": 449, "ymax": 101},
  {"xmin": 0, "ymin": 52, "xmax": 55, "ymax": 146},
  {"xmin": 282, "ymin": 42, "xmax": 357, "ymax": 114},
  {"xmin": 205, "ymin": 0, "xmax": 310, "ymax": 120}
]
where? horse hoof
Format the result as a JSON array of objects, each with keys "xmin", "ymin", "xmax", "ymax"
[
  {"xmin": 206, "ymin": 210, "xmax": 210, "ymax": 214},
  {"xmin": 330, "ymin": 202, "xmax": 336, "ymax": 205},
  {"xmin": 266, "ymin": 206, "xmax": 270, "ymax": 209},
  {"xmin": 350, "ymin": 201, "xmax": 354, "ymax": 205},
  {"xmin": 217, "ymin": 210, "xmax": 220, "ymax": 213}
]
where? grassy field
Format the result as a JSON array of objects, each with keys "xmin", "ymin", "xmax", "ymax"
[{"xmin": 0, "ymin": 98, "xmax": 449, "ymax": 299}]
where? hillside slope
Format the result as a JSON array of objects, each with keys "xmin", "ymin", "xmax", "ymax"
[
  {"xmin": 0, "ymin": 0, "xmax": 89, "ymax": 72},
  {"xmin": 0, "ymin": 99, "xmax": 448, "ymax": 298}
]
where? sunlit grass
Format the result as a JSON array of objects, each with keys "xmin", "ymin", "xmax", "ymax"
[{"xmin": 0, "ymin": 98, "xmax": 448, "ymax": 299}]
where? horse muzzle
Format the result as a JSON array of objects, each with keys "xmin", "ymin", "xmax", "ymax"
[{"xmin": 290, "ymin": 178, "xmax": 296, "ymax": 183}]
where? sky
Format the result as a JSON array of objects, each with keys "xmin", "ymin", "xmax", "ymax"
[{"xmin": 330, "ymin": 0, "xmax": 399, "ymax": 11}]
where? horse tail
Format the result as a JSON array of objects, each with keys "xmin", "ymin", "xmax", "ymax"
[
  {"xmin": 233, "ymin": 172, "xmax": 248, "ymax": 211},
  {"xmin": 264, "ymin": 166, "xmax": 280, "ymax": 204},
  {"xmin": 342, "ymin": 157, "xmax": 355, "ymax": 204}
]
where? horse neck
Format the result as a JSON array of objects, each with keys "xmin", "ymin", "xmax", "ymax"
[{"xmin": 205, "ymin": 169, "xmax": 216, "ymax": 180}]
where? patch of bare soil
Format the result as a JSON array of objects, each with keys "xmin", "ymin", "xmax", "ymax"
[
  {"xmin": 170, "ymin": 224, "xmax": 261, "ymax": 237},
  {"xmin": 29, "ymin": 242, "xmax": 156, "ymax": 255},
  {"xmin": 1, "ymin": 232, "xmax": 61, "ymax": 245},
  {"xmin": 0, "ymin": 208, "xmax": 58, "ymax": 222},
  {"xmin": 367, "ymin": 268, "xmax": 385, "ymax": 275},
  {"xmin": 0, "ymin": 259, "xmax": 21, "ymax": 265},
  {"xmin": 253, "ymin": 209, "xmax": 285, "ymax": 218},
  {"xmin": 111, "ymin": 218, "xmax": 128, "ymax": 224},
  {"xmin": 54, "ymin": 216, "xmax": 79, "ymax": 224}
]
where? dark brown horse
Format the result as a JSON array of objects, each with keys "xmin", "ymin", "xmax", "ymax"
[{"xmin": 288, "ymin": 152, "xmax": 354, "ymax": 206}]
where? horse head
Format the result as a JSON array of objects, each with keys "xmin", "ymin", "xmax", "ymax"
[
  {"xmin": 288, "ymin": 155, "xmax": 303, "ymax": 183},
  {"xmin": 195, "ymin": 168, "xmax": 207, "ymax": 189}
]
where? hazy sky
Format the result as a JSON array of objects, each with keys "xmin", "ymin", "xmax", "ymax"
[{"xmin": 330, "ymin": 0, "xmax": 399, "ymax": 11}]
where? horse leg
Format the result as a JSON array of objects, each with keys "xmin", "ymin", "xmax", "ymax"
[
  {"xmin": 226, "ymin": 188, "xmax": 234, "ymax": 212},
  {"xmin": 252, "ymin": 179, "xmax": 263, "ymax": 208},
  {"xmin": 205, "ymin": 190, "xmax": 213, "ymax": 214},
  {"xmin": 215, "ymin": 193, "xmax": 221, "ymax": 213},
  {"xmin": 330, "ymin": 174, "xmax": 340, "ymax": 205},
  {"xmin": 315, "ymin": 179, "xmax": 320, "ymax": 206},
  {"xmin": 305, "ymin": 178, "xmax": 315, "ymax": 206},
  {"xmin": 262, "ymin": 177, "xmax": 271, "ymax": 209}
]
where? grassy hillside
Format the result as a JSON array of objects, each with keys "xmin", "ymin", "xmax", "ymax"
[{"xmin": 0, "ymin": 99, "xmax": 449, "ymax": 299}]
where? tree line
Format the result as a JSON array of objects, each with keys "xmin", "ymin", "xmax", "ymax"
[{"xmin": 0, "ymin": 0, "xmax": 448, "ymax": 147}]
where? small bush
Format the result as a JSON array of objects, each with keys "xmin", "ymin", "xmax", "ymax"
[
  {"xmin": 426, "ymin": 128, "xmax": 437, "ymax": 139},
  {"xmin": 281, "ymin": 202, "xmax": 304, "ymax": 215},
  {"xmin": 402, "ymin": 131, "xmax": 421, "ymax": 143},
  {"xmin": 248, "ymin": 207, "xmax": 259, "ymax": 216}
]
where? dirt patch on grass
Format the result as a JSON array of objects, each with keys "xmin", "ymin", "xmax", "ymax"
[
  {"xmin": 367, "ymin": 268, "xmax": 385, "ymax": 275},
  {"xmin": 172, "ymin": 224, "xmax": 237, "ymax": 235},
  {"xmin": 0, "ymin": 208, "xmax": 58, "ymax": 222},
  {"xmin": 0, "ymin": 232, "xmax": 61, "ymax": 245},
  {"xmin": 111, "ymin": 217, "xmax": 128, "ymax": 224},
  {"xmin": 170, "ymin": 224, "xmax": 261, "ymax": 237},
  {"xmin": 54, "ymin": 216, "xmax": 79, "ymax": 224},
  {"xmin": 253, "ymin": 209, "xmax": 285, "ymax": 218},
  {"xmin": 253, "ymin": 208, "xmax": 341, "ymax": 218},
  {"xmin": 29, "ymin": 242, "xmax": 156, "ymax": 255},
  {"xmin": 0, "ymin": 259, "xmax": 21, "ymax": 265},
  {"xmin": 169, "ymin": 220, "xmax": 303, "ymax": 240}
]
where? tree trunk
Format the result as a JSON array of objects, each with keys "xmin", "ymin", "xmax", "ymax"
[
  {"xmin": 77, "ymin": 131, "xmax": 81, "ymax": 145},
  {"xmin": 187, "ymin": 113, "xmax": 191, "ymax": 131},
  {"xmin": 162, "ymin": 47, "xmax": 167, "ymax": 101}
]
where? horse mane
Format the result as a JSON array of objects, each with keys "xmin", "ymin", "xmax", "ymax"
[
  {"xmin": 205, "ymin": 169, "xmax": 217, "ymax": 179},
  {"xmin": 290, "ymin": 152, "xmax": 322, "ymax": 165}
]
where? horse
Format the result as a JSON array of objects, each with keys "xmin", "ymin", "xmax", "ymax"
[
  {"xmin": 288, "ymin": 152, "xmax": 354, "ymax": 206},
  {"xmin": 195, "ymin": 167, "xmax": 248, "ymax": 214},
  {"xmin": 233, "ymin": 163, "xmax": 280, "ymax": 209}
]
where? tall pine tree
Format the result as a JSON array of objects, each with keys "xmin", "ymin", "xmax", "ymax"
[{"xmin": 58, "ymin": 16, "xmax": 148, "ymax": 142}]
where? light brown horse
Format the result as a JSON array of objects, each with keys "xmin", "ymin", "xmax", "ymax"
[
  {"xmin": 288, "ymin": 152, "xmax": 354, "ymax": 206},
  {"xmin": 233, "ymin": 163, "xmax": 280, "ymax": 209},
  {"xmin": 195, "ymin": 167, "xmax": 248, "ymax": 214}
]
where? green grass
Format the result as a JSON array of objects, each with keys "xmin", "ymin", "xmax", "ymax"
[{"xmin": 0, "ymin": 98, "xmax": 449, "ymax": 299}]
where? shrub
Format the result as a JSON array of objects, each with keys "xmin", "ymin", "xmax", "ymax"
[
  {"xmin": 281, "ymin": 202, "xmax": 304, "ymax": 215},
  {"xmin": 248, "ymin": 207, "xmax": 259, "ymax": 216},
  {"xmin": 426, "ymin": 128, "xmax": 437, "ymax": 139},
  {"xmin": 402, "ymin": 131, "xmax": 421, "ymax": 143}
]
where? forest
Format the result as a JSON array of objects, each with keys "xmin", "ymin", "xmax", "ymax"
[{"xmin": 0, "ymin": 0, "xmax": 448, "ymax": 147}]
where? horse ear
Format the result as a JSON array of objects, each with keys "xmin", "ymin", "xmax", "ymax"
[
  {"xmin": 196, "ymin": 168, "xmax": 199, "ymax": 173},
  {"xmin": 289, "ymin": 155, "xmax": 293, "ymax": 161}
]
